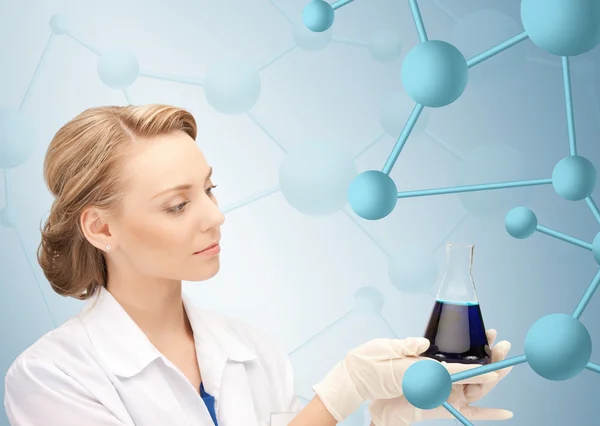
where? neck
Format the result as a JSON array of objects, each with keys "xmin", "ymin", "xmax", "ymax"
[{"xmin": 105, "ymin": 276, "xmax": 190, "ymax": 342}]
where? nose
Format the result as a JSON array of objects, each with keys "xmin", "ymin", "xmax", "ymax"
[{"xmin": 199, "ymin": 196, "xmax": 225, "ymax": 231}]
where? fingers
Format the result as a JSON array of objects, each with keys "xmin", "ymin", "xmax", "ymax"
[
  {"xmin": 446, "ymin": 384, "xmax": 467, "ymax": 405},
  {"xmin": 441, "ymin": 361, "xmax": 499, "ymax": 384},
  {"xmin": 491, "ymin": 340, "xmax": 511, "ymax": 363},
  {"xmin": 464, "ymin": 383, "xmax": 484, "ymax": 402},
  {"xmin": 491, "ymin": 340, "xmax": 513, "ymax": 380},
  {"xmin": 458, "ymin": 406, "xmax": 514, "ymax": 420},
  {"xmin": 463, "ymin": 340, "xmax": 514, "ymax": 403},
  {"xmin": 442, "ymin": 336, "xmax": 513, "ymax": 385},
  {"xmin": 420, "ymin": 404, "xmax": 513, "ymax": 422},
  {"xmin": 370, "ymin": 394, "xmax": 513, "ymax": 424},
  {"xmin": 485, "ymin": 329, "xmax": 497, "ymax": 347},
  {"xmin": 424, "ymin": 405, "xmax": 514, "ymax": 420},
  {"xmin": 391, "ymin": 337, "xmax": 431, "ymax": 357},
  {"xmin": 357, "ymin": 337, "xmax": 431, "ymax": 359},
  {"xmin": 350, "ymin": 338, "xmax": 420, "ymax": 360}
]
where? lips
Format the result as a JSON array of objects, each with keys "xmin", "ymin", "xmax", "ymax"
[{"xmin": 194, "ymin": 242, "xmax": 218, "ymax": 254}]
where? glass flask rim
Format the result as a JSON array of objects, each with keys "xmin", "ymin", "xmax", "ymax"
[{"xmin": 445, "ymin": 243, "xmax": 474, "ymax": 249}]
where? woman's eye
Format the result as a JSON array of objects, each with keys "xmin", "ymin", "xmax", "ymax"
[
  {"xmin": 166, "ymin": 185, "xmax": 217, "ymax": 215},
  {"xmin": 167, "ymin": 201, "xmax": 189, "ymax": 215}
]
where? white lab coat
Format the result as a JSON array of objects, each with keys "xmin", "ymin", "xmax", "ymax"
[{"xmin": 4, "ymin": 286, "xmax": 303, "ymax": 426}]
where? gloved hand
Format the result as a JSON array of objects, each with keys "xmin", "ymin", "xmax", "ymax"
[
  {"xmin": 368, "ymin": 329, "xmax": 514, "ymax": 425},
  {"xmin": 312, "ymin": 333, "xmax": 501, "ymax": 422}
]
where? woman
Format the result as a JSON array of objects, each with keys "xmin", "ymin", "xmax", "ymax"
[{"xmin": 4, "ymin": 104, "xmax": 514, "ymax": 425}]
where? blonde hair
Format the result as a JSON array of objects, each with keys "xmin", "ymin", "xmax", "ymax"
[{"xmin": 37, "ymin": 104, "xmax": 197, "ymax": 300}]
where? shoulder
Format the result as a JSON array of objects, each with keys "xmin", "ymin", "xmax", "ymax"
[
  {"xmin": 4, "ymin": 319, "xmax": 132, "ymax": 425},
  {"xmin": 7, "ymin": 316, "xmax": 87, "ymax": 369},
  {"xmin": 4, "ymin": 318, "xmax": 92, "ymax": 409},
  {"xmin": 5, "ymin": 315, "xmax": 103, "ymax": 392}
]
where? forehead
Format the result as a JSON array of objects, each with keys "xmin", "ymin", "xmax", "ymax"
[{"xmin": 122, "ymin": 131, "xmax": 208, "ymax": 196}]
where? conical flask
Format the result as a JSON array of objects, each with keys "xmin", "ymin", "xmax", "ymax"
[{"xmin": 422, "ymin": 243, "xmax": 491, "ymax": 365}]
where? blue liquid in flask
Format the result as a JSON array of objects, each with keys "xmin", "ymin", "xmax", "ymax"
[{"xmin": 422, "ymin": 244, "xmax": 491, "ymax": 365}]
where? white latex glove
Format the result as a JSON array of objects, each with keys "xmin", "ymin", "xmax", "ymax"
[
  {"xmin": 312, "ymin": 336, "xmax": 500, "ymax": 422},
  {"xmin": 457, "ymin": 329, "xmax": 513, "ymax": 408},
  {"xmin": 368, "ymin": 329, "xmax": 514, "ymax": 425}
]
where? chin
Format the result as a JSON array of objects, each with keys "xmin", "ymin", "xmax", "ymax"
[{"xmin": 184, "ymin": 259, "xmax": 221, "ymax": 282}]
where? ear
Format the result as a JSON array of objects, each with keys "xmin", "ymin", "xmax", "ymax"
[{"xmin": 80, "ymin": 207, "xmax": 114, "ymax": 251}]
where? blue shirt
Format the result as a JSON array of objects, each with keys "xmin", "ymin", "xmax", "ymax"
[{"xmin": 200, "ymin": 382, "xmax": 218, "ymax": 425}]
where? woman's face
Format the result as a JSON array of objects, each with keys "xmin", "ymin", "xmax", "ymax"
[{"xmin": 105, "ymin": 130, "xmax": 224, "ymax": 283}]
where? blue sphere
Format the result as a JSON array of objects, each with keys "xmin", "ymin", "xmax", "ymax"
[
  {"xmin": 402, "ymin": 359, "xmax": 452, "ymax": 409},
  {"xmin": 279, "ymin": 140, "xmax": 357, "ymax": 216},
  {"xmin": 204, "ymin": 58, "xmax": 261, "ymax": 114},
  {"xmin": 348, "ymin": 171, "xmax": 397, "ymax": 220},
  {"xmin": 302, "ymin": 0, "xmax": 334, "ymax": 33},
  {"xmin": 49, "ymin": 14, "xmax": 69, "ymax": 35},
  {"xmin": 0, "ymin": 205, "xmax": 18, "ymax": 228},
  {"xmin": 552, "ymin": 156, "xmax": 596, "ymax": 201},
  {"xmin": 592, "ymin": 232, "xmax": 600, "ymax": 265},
  {"xmin": 354, "ymin": 286, "xmax": 384, "ymax": 314},
  {"xmin": 97, "ymin": 49, "xmax": 139, "ymax": 89},
  {"xmin": 505, "ymin": 207, "xmax": 537, "ymax": 239},
  {"xmin": 524, "ymin": 313, "xmax": 592, "ymax": 381},
  {"xmin": 401, "ymin": 40, "xmax": 468, "ymax": 107},
  {"xmin": 521, "ymin": 0, "xmax": 600, "ymax": 56}
]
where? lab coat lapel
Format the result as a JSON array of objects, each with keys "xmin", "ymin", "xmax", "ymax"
[
  {"xmin": 183, "ymin": 293, "xmax": 260, "ymax": 426},
  {"xmin": 193, "ymin": 337, "xmax": 261, "ymax": 426},
  {"xmin": 79, "ymin": 287, "xmax": 191, "ymax": 426},
  {"xmin": 113, "ymin": 363, "xmax": 192, "ymax": 426},
  {"xmin": 219, "ymin": 363, "xmax": 259, "ymax": 426}
]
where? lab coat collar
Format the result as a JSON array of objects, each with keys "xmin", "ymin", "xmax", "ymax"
[
  {"xmin": 79, "ymin": 286, "xmax": 163, "ymax": 378},
  {"xmin": 181, "ymin": 291, "xmax": 257, "ymax": 364},
  {"xmin": 79, "ymin": 286, "xmax": 257, "ymax": 381},
  {"xmin": 181, "ymin": 291, "xmax": 258, "ymax": 401}
]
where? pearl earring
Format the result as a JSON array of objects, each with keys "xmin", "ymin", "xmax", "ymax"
[{"xmin": 105, "ymin": 244, "xmax": 112, "ymax": 251}]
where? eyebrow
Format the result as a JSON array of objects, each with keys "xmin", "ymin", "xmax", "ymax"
[{"xmin": 150, "ymin": 167, "xmax": 213, "ymax": 201}]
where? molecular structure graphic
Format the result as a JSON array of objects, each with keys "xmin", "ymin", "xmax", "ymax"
[
  {"xmin": 0, "ymin": 3, "xmax": 454, "ymax": 425},
  {"xmin": 301, "ymin": 0, "xmax": 600, "ymax": 424},
  {"xmin": 0, "ymin": 0, "xmax": 470, "ymax": 344},
  {"xmin": 1, "ymin": 0, "xmax": 600, "ymax": 425}
]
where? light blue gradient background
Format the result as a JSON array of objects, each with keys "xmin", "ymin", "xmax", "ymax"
[{"xmin": 2, "ymin": 0, "xmax": 600, "ymax": 424}]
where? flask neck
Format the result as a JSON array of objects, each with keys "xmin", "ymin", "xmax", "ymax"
[
  {"xmin": 445, "ymin": 244, "xmax": 473, "ymax": 279},
  {"xmin": 436, "ymin": 244, "xmax": 478, "ymax": 304}
]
